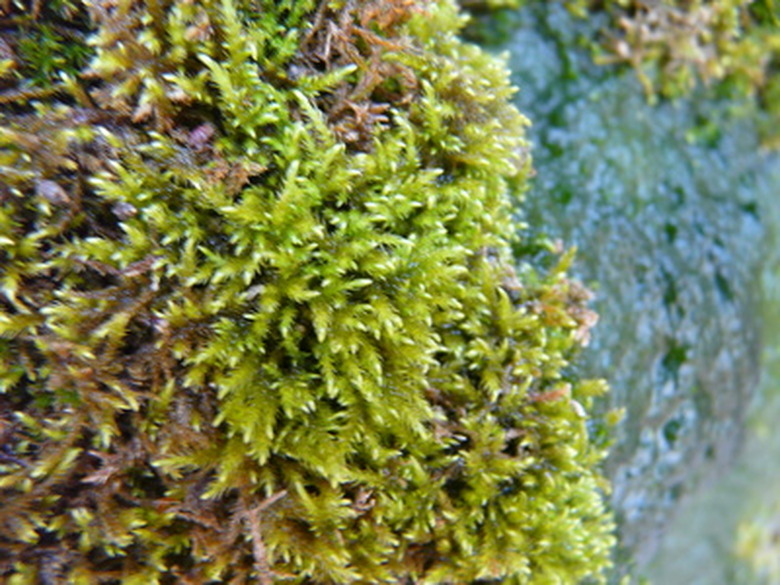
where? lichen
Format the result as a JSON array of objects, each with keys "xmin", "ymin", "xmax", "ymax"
[{"xmin": 0, "ymin": 1, "xmax": 614, "ymax": 583}]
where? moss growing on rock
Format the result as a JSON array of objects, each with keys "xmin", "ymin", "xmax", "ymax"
[
  {"xmin": 466, "ymin": 0, "xmax": 780, "ymax": 147},
  {"xmin": 563, "ymin": 0, "xmax": 780, "ymax": 146},
  {"xmin": 0, "ymin": 1, "xmax": 614, "ymax": 583}
]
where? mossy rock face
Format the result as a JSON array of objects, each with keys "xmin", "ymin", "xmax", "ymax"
[{"xmin": 0, "ymin": 1, "xmax": 613, "ymax": 583}]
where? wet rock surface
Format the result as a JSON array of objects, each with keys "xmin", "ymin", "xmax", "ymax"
[{"xmin": 479, "ymin": 3, "xmax": 779, "ymax": 576}]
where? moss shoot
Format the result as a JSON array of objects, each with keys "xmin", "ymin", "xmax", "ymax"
[{"xmin": 0, "ymin": 1, "xmax": 614, "ymax": 583}]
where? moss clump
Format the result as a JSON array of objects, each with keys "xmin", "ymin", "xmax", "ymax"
[
  {"xmin": 0, "ymin": 1, "xmax": 614, "ymax": 583},
  {"xmin": 561, "ymin": 0, "xmax": 780, "ymax": 145},
  {"xmin": 575, "ymin": 1, "xmax": 777, "ymax": 96},
  {"xmin": 465, "ymin": 0, "xmax": 780, "ymax": 146},
  {"xmin": 0, "ymin": 1, "xmax": 93, "ymax": 96}
]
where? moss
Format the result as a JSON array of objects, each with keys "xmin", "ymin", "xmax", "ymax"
[
  {"xmin": 0, "ymin": 1, "xmax": 614, "ymax": 583},
  {"xmin": 0, "ymin": 1, "xmax": 93, "ymax": 96},
  {"xmin": 464, "ymin": 0, "xmax": 780, "ymax": 146},
  {"xmin": 561, "ymin": 0, "xmax": 780, "ymax": 146}
]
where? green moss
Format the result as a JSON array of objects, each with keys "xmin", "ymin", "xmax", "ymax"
[
  {"xmin": 464, "ymin": 0, "xmax": 780, "ymax": 146},
  {"xmin": 0, "ymin": 1, "xmax": 93, "ymax": 95},
  {"xmin": 559, "ymin": 0, "xmax": 780, "ymax": 146},
  {"xmin": 0, "ymin": 1, "xmax": 614, "ymax": 582}
]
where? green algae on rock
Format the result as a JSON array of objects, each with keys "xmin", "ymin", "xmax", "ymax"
[{"xmin": 0, "ymin": 1, "xmax": 614, "ymax": 582}]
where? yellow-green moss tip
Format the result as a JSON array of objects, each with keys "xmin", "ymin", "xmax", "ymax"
[{"xmin": 0, "ymin": 1, "xmax": 614, "ymax": 582}]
